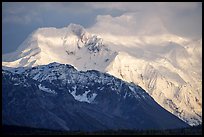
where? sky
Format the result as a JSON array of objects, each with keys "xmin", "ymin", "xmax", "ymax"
[{"xmin": 2, "ymin": 2, "xmax": 202, "ymax": 54}]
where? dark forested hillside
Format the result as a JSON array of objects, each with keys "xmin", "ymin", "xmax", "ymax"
[{"xmin": 2, "ymin": 125, "xmax": 202, "ymax": 135}]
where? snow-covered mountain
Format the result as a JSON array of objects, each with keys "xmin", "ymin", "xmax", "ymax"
[
  {"xmin": 2, "ymin": 24, "xmax": 202, "ymax": 126},
  {"xmin": 2, "ymin": 24, "xmax": 117, "ymax": 71},
  {"xmin": 2, "ymin": 63, "xmax": 189, "ymax": 131}
]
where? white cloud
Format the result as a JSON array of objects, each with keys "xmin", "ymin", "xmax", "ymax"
[
  {"xmin": 88, "ymin": 14, "xmax": 137, "ymax": 35},
  {"xmin": 2, "ymin": 2, "xmax": 202, "ymax": 38},
  {"xmin": 87, "ymin": 2, "xmax": 202, "ymax": 39},
  {"xmin": 88, "ymin": 13, "xmax": 168, "ymax": 36}
]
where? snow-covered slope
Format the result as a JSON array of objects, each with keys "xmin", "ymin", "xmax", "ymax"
[
  {"xmin": 90, "ymin": 31, "xmax": 201, "ymax": 126},
  {"xmin": 2, "ymin": 24, "xmax": 117, "ymax": 71},
  {"xmin": 2, "ymin": 63, "xmax": 189, "ymax": 131},
  {"xmin": 2, "ymin": 24, "xmax": 202, "ymax": 126},
  {"xmin": 101, "ymin": 34, "xmax": 202, "ymax": 126}
]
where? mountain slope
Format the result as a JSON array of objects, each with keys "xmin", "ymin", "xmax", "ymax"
[
  {"xmin": 2, "ymin": 63, "xmax": 189, "ymax": 131},
  {"xmin": 106, "ymin": 49, "xmax": 202, "ymax": 126},
  {"xmin": 2, "ymin": 24, "xmax": 117, "ymax": 71},
  {"xmin": 2, "ymin": 24, "xmax": 202, "ymax": 126}
]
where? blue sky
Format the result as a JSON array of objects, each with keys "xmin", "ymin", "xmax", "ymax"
[{"xmin": 2, "ymin": 2, "xmax": 202, "ymax": 54}]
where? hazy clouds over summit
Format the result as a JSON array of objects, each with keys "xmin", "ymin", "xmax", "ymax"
[{"xmin": 2, "ymin": 2, "xmax": 202, "ymax": 53}]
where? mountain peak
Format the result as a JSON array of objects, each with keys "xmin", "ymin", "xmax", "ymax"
[
  {"xmin": 2, "ymin": 23, "xmax": 115, "ymax": 69},
  {"xmin": 67, "ymin": 23, "xmax": 86, "ymax": 37},
  {"xmin": 2, "ymin": 23, "xmax": 202, "ymax": 126}
]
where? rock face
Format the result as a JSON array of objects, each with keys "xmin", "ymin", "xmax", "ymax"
[
  {"xmin": 2, "ymin": 24, "xmax": 202, "ymax": 126},
  {"xmin": 2, "ymin": 63, "xmax": 189, "ymax": 131}
]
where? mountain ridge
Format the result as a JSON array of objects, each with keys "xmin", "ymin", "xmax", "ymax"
[
  {"xmin": 3, "ymin": 62, "xmax": 189, "ymax": 131},
  {"xmin": 2, "ymin": 23, "xmax": 202, "ymax": 126}
]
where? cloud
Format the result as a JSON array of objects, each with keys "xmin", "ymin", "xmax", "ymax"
[
  {"xmin": 2, "ymin": 2, "xmax": 94, "ymax": 25},
  {"xmin": 2, "ymin": 3, "xmax": 43, "ymax": 25},
  {"xmin": 2, "ymin": 2, "xmax": 202, "ymax": 38},
  {"xmin": 88, "ymin": 14, "xmax": 137, "ymax": 36},
  {"xmin": 88, "ymin": 2, "xmax": 200, "ymax": 14},
  {"xmin": 156, "ymin": 2, "xmax": 202, "ymax": 39},
  {"xmin": 88, "ymin": 13, "xmax": 168, "ymax": 36},
  {"xmin": 87, "ymin": 2, "xmax": 157, "ymax": 12},
  {"xmin": 2, "ymin": 2, "xmax": 124, "ymax": 27},
  {"xmin": 3, "ymin": 11, "xmax": 42, "ymax": 25},
  {"xmin": 37, "ymin": 2, "xmax": 94, "ymax": 14},
  {"xmin": 87, "ymin": 2, "xmax": 202, "ymax": 39}
]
